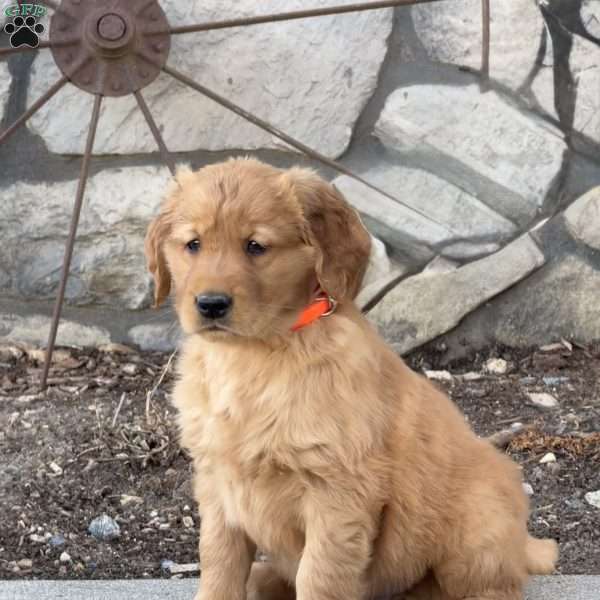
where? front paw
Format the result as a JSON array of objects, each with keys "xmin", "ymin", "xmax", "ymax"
[{"xmin": 194, "ymin": 588, "xmax": 246, "ymax": 600}]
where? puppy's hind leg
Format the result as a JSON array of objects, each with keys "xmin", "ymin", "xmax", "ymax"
[{"xmin": 247, "ymin": 561, "xmax": 296, "ymax": 600}]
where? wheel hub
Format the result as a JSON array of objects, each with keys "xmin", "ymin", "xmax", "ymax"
[{"xmin": 50, "ymin": 0, "xmax": 171, "ymax": 97}]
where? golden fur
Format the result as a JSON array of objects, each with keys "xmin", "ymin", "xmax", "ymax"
[{"xmin": 145, "ymin": 158, "xmax": 558, "ymax": 600}]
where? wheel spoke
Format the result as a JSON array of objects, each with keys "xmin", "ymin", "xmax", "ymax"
[
  {"xmin": 0, "ymin": 74, "xmax": 68, "ymax": 145},
  {"xmin": 41, "ymin": 94, "xmax": 103, "ymax": 390},
  {"xmin": 0, "ymin": 37, "xmax": 77, "ymax": 58},
  {"xmin": 481, "ymin": 0, "xmax": 490, "ymax": 81},
  {"xmin": 167, "ymin": 0, "xmax": 447, "ymax": 35},
  {"xmin": 0, "ymin": 39, "xmax": 52, "ymax": 58},
  {"xmin": 133, "ymin": 89, "xmax": 177, "ymax": 176},
  {"xmin": 162, "ymin": 64, "xmax": 452, "ymax": 231}
]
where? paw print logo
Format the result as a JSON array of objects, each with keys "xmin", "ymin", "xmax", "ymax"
[{"xmin": 4, "ymin": 15, "xmax": 45, "ymax": 48}]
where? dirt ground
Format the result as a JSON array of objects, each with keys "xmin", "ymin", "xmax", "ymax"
[{"xmin": 0, "ymin": 339, "xmax": 599, "ymax": 580}]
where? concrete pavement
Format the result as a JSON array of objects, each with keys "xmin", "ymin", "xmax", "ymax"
[{"xmin": 1, "ymin": 577, "xmax": 598, "ymax": 600}]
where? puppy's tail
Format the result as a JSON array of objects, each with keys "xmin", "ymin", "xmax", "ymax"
[{"xmin": 525, "ymin": 535, "xmax": 558, "ymax": 575}]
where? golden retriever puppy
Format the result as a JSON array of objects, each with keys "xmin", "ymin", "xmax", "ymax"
[{"xmin": 145, "ymin": 158, "xmax": 557, "ymax": 600}]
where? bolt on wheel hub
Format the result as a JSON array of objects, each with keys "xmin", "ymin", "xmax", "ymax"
[{"xmin": 50, "ymin": 0, "xmax": 171, "ymax": 97}]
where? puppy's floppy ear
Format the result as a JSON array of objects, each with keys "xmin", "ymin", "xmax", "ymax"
[
  {"xmin": 284, "ymin": 168, "xmax": 372, "ymax": 302},
  {"xmin": 144, "ymin": 212, "xmax": 171, "ymax": 308}
]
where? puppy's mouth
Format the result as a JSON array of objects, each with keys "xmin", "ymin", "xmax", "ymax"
[{"xmin": 199, "ymin": 322, "xmax": 240, "ymax": 336}]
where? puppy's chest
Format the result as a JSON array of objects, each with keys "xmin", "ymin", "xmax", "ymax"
[
  {"xmin": 213, "ymin": 453, "xmax": 305, "ymax": 550},
  {"xmin": 200, "ymin": 372, "xmax": 335, "ymax": 550}
]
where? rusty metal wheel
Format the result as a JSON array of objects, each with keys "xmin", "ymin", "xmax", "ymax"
[{"xmin": 0, "ymin": 0, "xmax": 491, "ymax": 388}]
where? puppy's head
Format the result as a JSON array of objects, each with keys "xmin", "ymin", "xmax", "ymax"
[{"xmin": 145, "ymin": 158, "xmax": 370, "ymax": 340}]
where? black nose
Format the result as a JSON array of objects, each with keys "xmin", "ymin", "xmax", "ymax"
[{"xmin": 195, "ymin": 293, "xmax": 233, "ymax": 320}]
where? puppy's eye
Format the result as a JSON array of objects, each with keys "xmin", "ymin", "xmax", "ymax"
[
  {"xmin": 186, "ymin": 239, "xmax": 201, "ymax": 254},
  {"xmin": 246, "ymin": 240, "xmax": 267, "ymax": 256}
]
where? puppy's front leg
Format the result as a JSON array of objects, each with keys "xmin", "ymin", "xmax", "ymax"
[
  {"xmin": 296, "ymin": 501, "xmax": 376, "ymax": 600},
  {"xmin": 196, "ymin": 504, "xmax": 255, "ymax": 600}
]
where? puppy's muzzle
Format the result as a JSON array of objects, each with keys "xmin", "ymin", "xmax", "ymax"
[{"xmin": 195, "ymin": 293, "xmax": 233, "ymax": 320}]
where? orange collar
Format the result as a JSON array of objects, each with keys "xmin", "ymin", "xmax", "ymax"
[{"xmin": 291, "ymin": 292, "xmax": 337, "ymax": 332}]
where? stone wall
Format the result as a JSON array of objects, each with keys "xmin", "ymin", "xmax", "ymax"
[{"xmin": 0, "ymin": 0, "xmax": 599, "ymax": 353}]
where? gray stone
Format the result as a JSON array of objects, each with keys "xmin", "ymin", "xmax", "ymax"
[
  {"xmin": 441, "ymin": 241, "xmax": 501, "ymax": 261},
  {"xmin": 411, "ymin": 0, "xmax": 545, "ymax": 93},
  {"xmin": 375, "ymin": 84, "xmax": 567, "ymax": 225},
  {"xmin": 564, "ymin": 187, "xmax": 600, "ymax": 251},
  {"xmin": 0, "ymin": 166, "xmax": 171, "ymax": 309},
  {"xmin": 333, "ymin": 164, "xmax": 515, "ymax": 262},
  {"xmin": 423, "ymin": 256, "xmax": 458, "ymax": 275},
  {"xmin": 88, "ymin": 514, "xmax": 120, "ymax": 542},
  {"xmin": 27, "ymin": 1, "xmax": 392, "ymax": 157},
  {"xmin": 582, "ymin": 1, "xmax": 600, "ymax": 37},
  {"xmin": 368, "ymin": 234, "xmax": 545, "ymax": 355},
  {"xmin": 356, "ymin": 266, "xmax": 408, "ymax": 313},
  {"xmin": 0, "ymin": 62, "xmax": 10, "ymax": 121},
  {"xmin": 357, "ymin": 235, "xmax": 409, "ymax": 311},
  {"xmin": 361, "ymin": 235, "xmax": 392, "ymax": 290},
  {"xmin": 0, "ymin": 313, "xmax": 110, "ymax": 347},
  {"xmin": 532, "ymin": 35, "xmax": 600, "ymax": 144},
  {"xmin": 439, "ymin": 254, "xmax": 600, "ymax": 353},
  {"xmin": 127, "ymin": 323, "xmax": 181, "ymax": 352}
]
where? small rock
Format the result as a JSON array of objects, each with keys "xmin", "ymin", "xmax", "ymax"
[
  {"xmin": 48, "ymin": 462, "xmax": 63, "ymax": 476},
  {"xmin": 527, "ymin": 392, "xmax": 559, "ymax": 409},
  {"xmin": 546, "ymin": 462, "xmax": 561, "ymax": 476},
  {"xmin": 585, "ymin": 490, "xmax": 600, "ymax": 509},
  {"xmin": 459, "ymin": 372, "xmax": 484, "ymax": 382},
  {"xmin": 182, "ymin": 516, "xmax": 194, "ymax": 529},
  {"xmin": 16, "ymin": 394, "xmax": 42, "ymax": 404},
  {"xmin": 539, "ymin": 343, "xmax": 565, "ymax": 353},
  {"xmin": 543, "ymin": 376, "xmax": 570, "ymax": 386},
  {"xmin": 520, "ymin": 376, "xmax": 537, "ymax": 386},
  {"xmin": 183, "ymin": 505, "xmax": 191, "ymax": 512},
  {"xmin": 88, "ymin": 514, "xmax": 121, "ymax": 541},
  {"xmin": 59, "ymin": 551, "xmax": 71, "ymax": 563},
  {"xmin": 158, "ymin": 523, "xmax": 171, "ymax": 531},
  {"xmin": 540, "ymin": 452, "xmax": 557, "ymax": 464},
  {"xmin": 48, "ymin": 534, "xmax": 65, "ymax": 548},
  {"xmin": 424, "ymin": 370, "xmax": 453, "ymax": 382},
  {"xmin": 160, "ymin": 559, "xmax": 175, "ymax": 572},
  {"xmin": 121, "ymin": 363, "xmax": 139, "ymax": 376},
  {"xmin": 167, "ymin": 562, "xmax": 200, "ymax": 575},
  {"xmin": 522, "ymin": 483, "xmax": 534, "ymax": 497},
  {"xmin": 17, "ymin": 558, "xmax": 33, "ymax": 569},
  {"xmin": 484, "ymin": 358, "xmax": 508, "ymax": 375},
  {"xmin": 120, "ymin": 494, "xmax": 143, "ymax": 507},
  {"xmin": 30, "ymin": 533, "xmax": 50, "ymax": 544}
]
